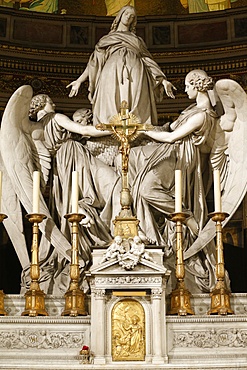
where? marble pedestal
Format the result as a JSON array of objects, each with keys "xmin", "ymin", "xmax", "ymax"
[{"xmin": 86, "ymin": 248, "xmax": 171, "ymax": 365}]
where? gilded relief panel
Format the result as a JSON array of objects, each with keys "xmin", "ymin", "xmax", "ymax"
[{"xmin": 112, "ymin": 299, "xmax": 145, "ymax": 361}]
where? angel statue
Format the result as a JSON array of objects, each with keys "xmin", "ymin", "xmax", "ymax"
[
  {"xmin": 67, "ymin": 5, "xmax": 176, "ymax": 126},
  {"xmin": 0, "ymin": 85, "xmax": 121, "ymax": 294},
  {"xmin": 127, "ymin": 69, "xmax": 247, "ymax": 293}
]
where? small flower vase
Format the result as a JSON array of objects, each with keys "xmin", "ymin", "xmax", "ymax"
[{"xmin": 79, "ymin": 346, "xmax": 91, "ymax": 364}]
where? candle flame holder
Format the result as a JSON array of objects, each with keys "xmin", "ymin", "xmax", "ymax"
[
  {"xmin": 208, "ymin": 212, "xmax": 234, "ymax": 315},
  {"xmin": 61, "ymin": 213, "xmax": 87, "ymax": 317},
  {"xmin": 22, "ymin": 213, "xmax": 48, "ymax": 317},
  {"xmin": 0, "ymin": 214, "xmax": 8, "ymax": 316},
  {"xmin": 168, "ymin": 212, "xmax": 194, "ymax": 316}
]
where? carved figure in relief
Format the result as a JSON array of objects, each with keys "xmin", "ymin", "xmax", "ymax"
[
  {"xmin": 127, "ymin": 69, "xmax": 247, "ymax": 292},
  {"xmin": 67, "ymin": 5, "xmax": 176, "ymax": 126},
  {"xmin": 0, "ymin": 86, "xmax": 121, "ymax": 293},
  {"xmin": 129, "ymin": 235, "xmax": 153, "ymax": 261},
  {"xmin": 122, "ymin": 314, "xmax": 143, "ymax": 354},
  {"xmin": 102, "ymin": 235, "xmax": 125, "ymax": 262},
  {"xmin": 112, "ymin": 299, "xmax": 145, "ymax": 360}
]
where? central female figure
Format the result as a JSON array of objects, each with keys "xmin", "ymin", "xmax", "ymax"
[{"xmin": 67, "ymin": 6, "xmax": 175, "ymax": 126}]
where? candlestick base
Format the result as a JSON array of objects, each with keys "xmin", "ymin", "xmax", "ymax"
[
  {"xmin": 22, "ymin": 288, "xmax": 48, "ymax": 317},
  {"xmin": 62, "ymin": 288, "xmax": 87, "ymax": 317},
  {"xmin": 168, "ymin": 281, "xmax": 195, "ymax": 316},
  {"xmin": 113, "ymin": 214, "xmax": 139, "ymax": 239},
  {"xmin": 0, "ymin": 290, "xmax": 7, "ymax": 316},
  {"xmin": 208, "ymin": 281, "xmax": 234, "ymax": 315}
]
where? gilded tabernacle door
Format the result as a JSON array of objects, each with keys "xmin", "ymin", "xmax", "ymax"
[{"xmin": 112, "ymin": 299, "xmax": 145, "ymax": 361}]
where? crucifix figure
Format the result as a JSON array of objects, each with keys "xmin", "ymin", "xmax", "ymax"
[{"xmin": 96, "ymin": 100, "xmax": 153, "ymax": 239}]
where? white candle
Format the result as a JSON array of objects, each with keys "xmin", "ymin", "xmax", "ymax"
[
  {"xmin": 71, "ymin": 171, "xmax": 79, "ymax": 213},
  {"xmin": 33, "ymin": 171, "xmax": 40, "ymax": 213},
  {"xmin": 0, "ymin": 171, "xmax": 2, "ymax": 213},
  {"xmin": 175, "ymin": 169, "xmax": 182, "ymax": 213},
  {"xmin": 213, "ymin": 169, "xmax": 222, "ymax": 212}
]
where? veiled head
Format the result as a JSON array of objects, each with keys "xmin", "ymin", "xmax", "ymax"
[
  {"xmin": 185, "ymin": 69, "xmax": 214, "ymax": 92},
  {"xmin": 110, "ymin": 6, "xmax": 137, "ymax": 34}
]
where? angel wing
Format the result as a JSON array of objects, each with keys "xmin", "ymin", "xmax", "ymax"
[
  {"xmin": 0, "ymin": 145, "xmax": 29, "ymax": 269},
  {"xmin": 0, "ymin": 86, "xmax": 81, "ymax": 267},
  {"xmin": 185, "ymin": 79, "xmax": 247, "ymax": 259}
]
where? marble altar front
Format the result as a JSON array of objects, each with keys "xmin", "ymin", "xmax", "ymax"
[{"xmin": 0, "ymin": 248, "xmax": 246, "ymax": 369}]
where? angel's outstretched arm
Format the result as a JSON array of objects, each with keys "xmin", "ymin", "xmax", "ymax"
[
  {"xmin": 53, "ymin": 113, "xmax": 111, "ymax": 138},
  {"xmin": 145, "ymin": 112, "xmax": 205, "ymax": 143}
]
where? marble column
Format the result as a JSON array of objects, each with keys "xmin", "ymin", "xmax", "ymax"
[
  {"xmin": 90, "ymin": 287, "xmax": 106, "ymax": 364},
  {"xmin": 151, "ymin": 287, "xmax": 167, "ymax": 364}
]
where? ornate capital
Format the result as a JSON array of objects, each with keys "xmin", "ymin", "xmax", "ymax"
[{"xmin": 151, "ymin": 288, "xmax": 163, "ymax": 299}]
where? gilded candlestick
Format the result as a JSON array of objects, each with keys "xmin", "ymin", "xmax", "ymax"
[
  {"xmin": 208, "ymin": 211, "xmax": 234, "ymax": 315},
  {"xmin": 62, "ymin": 213, "xmax": 87, "ymax": 317},
  {"xmin": 22, "ymin": 213, "xmax": 48, "ymax": 317},
  {"xmin": 168, "ymin": 212, "xmax": 194, "ymax": 316}
]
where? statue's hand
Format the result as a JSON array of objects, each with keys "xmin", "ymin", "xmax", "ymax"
[
  {"xmin": 78, "ymin": 206, "xmax": 94, "ymax": 228},
  {"xmin": 66, "ymin": 80, "xmax": 81, "ymax": 97},
  {"xmin": 162, "ymin": 80, "xmax": 177, "ymax": 99}
]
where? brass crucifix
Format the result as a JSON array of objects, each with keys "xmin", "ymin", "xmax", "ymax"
[{"xmin": 96, "ymin": 101, "xmax": 153, "ymax": 239}]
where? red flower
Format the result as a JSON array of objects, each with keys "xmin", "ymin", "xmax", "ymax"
[{"xmin": 82, "ymin": 345, "xmax": 89, "ymax": 351}]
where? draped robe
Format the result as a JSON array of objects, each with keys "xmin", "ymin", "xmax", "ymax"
[{"xmin": 86, "ymin": 31, "xmax": 167, "ymax": 126}]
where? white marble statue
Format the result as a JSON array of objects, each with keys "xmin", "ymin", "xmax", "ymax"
[
  {"xmin": 1, "ymin": 63, "xmax": 247, "ymax": 293},
  {"xmin": 126, "ymin": 69, "xmax": 247, "ymax": 292},
  {"xmin": 0, "ymin": 86, "xmax": 120, "ymax": 293},
  {"xmin": 67, "ymin": 5, "xmax": 176, "ymax": 126}
]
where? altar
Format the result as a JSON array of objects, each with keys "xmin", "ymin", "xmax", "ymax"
[
  {"xmin": 0, "ymin": 292, "xmax": 247, "ymax": 369},
  {"xmin": 0, "ymin": 246, "xmax": 247, "ymax": 370},
  {"xmin": 1, "ymin": 4, "xmax": 247, "ymax": 369}
]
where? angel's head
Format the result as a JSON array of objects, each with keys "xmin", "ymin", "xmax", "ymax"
[
  {"xmin": 185, "ymin": 70, "xmax": 214, "ymax": 99},
  {"xmin": 73, "ymin": 108, "xmax": 93, "ymax": 126},
  {"xmin": 29, "ymin": 94, "xmax": 56, "ymax": 120}
]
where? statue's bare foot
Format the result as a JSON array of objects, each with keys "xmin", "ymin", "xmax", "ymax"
[{"xmin": 186, "ymin": 216, "xmax": 199, "ymax": 237}]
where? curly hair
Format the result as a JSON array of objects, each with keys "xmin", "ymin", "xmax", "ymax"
[
  {"xmin": 29, "ymin": 94, "xmax": 54, "ymax": 119},
  {"xmin": 186, "ymin": 69, "xmax": 214, "ymax": 92},
  {"xmin": 109, "ymin": 6, "xmax": 137, "ymax": 34},
  {"xmin": 73, "ymin": 108, "xmax": 93, "ymax": 125}
]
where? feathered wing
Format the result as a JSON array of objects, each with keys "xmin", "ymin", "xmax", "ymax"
[
  {"xmin": 0, "ymin": 85, "xmax": 77, "ymax": 266},
  {"xmin": 0, "ymin": 144, "xmax": 30, "ymax": 269},
  {"xmin": 185, "ymin": 79, "xmax": 247, "ymax": 260}
]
